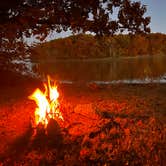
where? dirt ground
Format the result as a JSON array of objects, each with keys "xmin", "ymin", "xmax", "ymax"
[{"xmin": 0, "ymin": 70, "xmax": 166, "ymax": 165}]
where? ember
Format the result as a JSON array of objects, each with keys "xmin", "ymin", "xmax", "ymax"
[{"xmin": 28, "ymin": 76, "xmax": 63, "ymax": 129}]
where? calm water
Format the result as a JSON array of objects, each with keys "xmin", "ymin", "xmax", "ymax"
[{"xmin": 14, "ymin": 56, "xmax": 166, "ymax": 84}]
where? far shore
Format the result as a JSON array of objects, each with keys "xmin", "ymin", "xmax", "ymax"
[{"xmin": 30, "ymin": 54, "xmax": 166, "ymax": 63}]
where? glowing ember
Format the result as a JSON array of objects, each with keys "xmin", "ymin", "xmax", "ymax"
[{"xmin": 29, "ymin": 76, "xmax": 63, "ymax": 128}]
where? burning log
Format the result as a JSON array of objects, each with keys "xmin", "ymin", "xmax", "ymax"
[
  {"xmin": 30, "ymin": 118, "xmax": 63, "ymax": 151},
  {"xmin": 46, "ymin": 118, "xmax": 63, "ymax": 148}
]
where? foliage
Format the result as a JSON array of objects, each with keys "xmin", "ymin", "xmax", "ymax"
[
  {"xmin": 111, "ymin": 33, "xmax": 166, "ymax": 56},
  {"xmin": 32, "ymin": 33, "xmax": 166, "ymax": 61},
  {"xmin": 0, "ymin": 0, "xmax": 150, "ymax": 37},
  {"xmin": 31, "ymin": 34, "xmax": 108, "ymax": 60}
]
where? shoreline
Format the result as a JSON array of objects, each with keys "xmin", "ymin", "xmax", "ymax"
[{"xmin": 31, "ymin": 54, "xmax": 166, "ymax": 63}]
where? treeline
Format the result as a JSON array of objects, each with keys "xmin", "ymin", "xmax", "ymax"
[
  {"xmin": 31, "ymin": 33, "xmax": 166, "ymax": 61},
  {"xmin": 111, "ymin": 33, "xmax": 166, "ymax": 57}
]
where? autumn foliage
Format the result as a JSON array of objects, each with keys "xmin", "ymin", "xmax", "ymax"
[{"xmin": 32, "ymin": 33, "xmax": 166, "ymax": 60}]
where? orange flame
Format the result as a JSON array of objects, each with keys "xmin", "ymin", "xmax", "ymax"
[{"xmin": 29, "ymin": 76, "xmax": 63, "ymax": 128}]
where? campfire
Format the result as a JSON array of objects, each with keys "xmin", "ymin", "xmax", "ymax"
[{"xmin": 28, "ymin": 76, "xmax": 63, "ymax": 131}]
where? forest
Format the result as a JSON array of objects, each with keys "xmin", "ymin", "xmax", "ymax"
[{"xmin": 32, "ymin": 33, "xmax": 166, "ymax": 61}]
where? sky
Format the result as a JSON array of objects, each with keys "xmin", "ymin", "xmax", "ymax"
[{"xmin": 140, "ymin": 0, "xmax": 166, "ymax": 34}]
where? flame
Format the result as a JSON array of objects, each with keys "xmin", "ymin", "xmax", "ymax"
[{"xmin": 29, "ymin": 76, "xmax": 63, "ymax": 128}]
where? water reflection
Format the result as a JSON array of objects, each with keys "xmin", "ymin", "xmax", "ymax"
[{"xmin": 33, "ymin": 56, "xmax": 166, "ymax": 83}]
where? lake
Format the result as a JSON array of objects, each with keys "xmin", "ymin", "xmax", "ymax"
[{"xmin": 13, "ymin": 55, "xmax": 166, "ymax": 84}]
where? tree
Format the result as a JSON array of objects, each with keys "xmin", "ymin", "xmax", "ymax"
[{"xmin": 0, "ymin": 0, "xmax": 150, "ymax": 59}]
